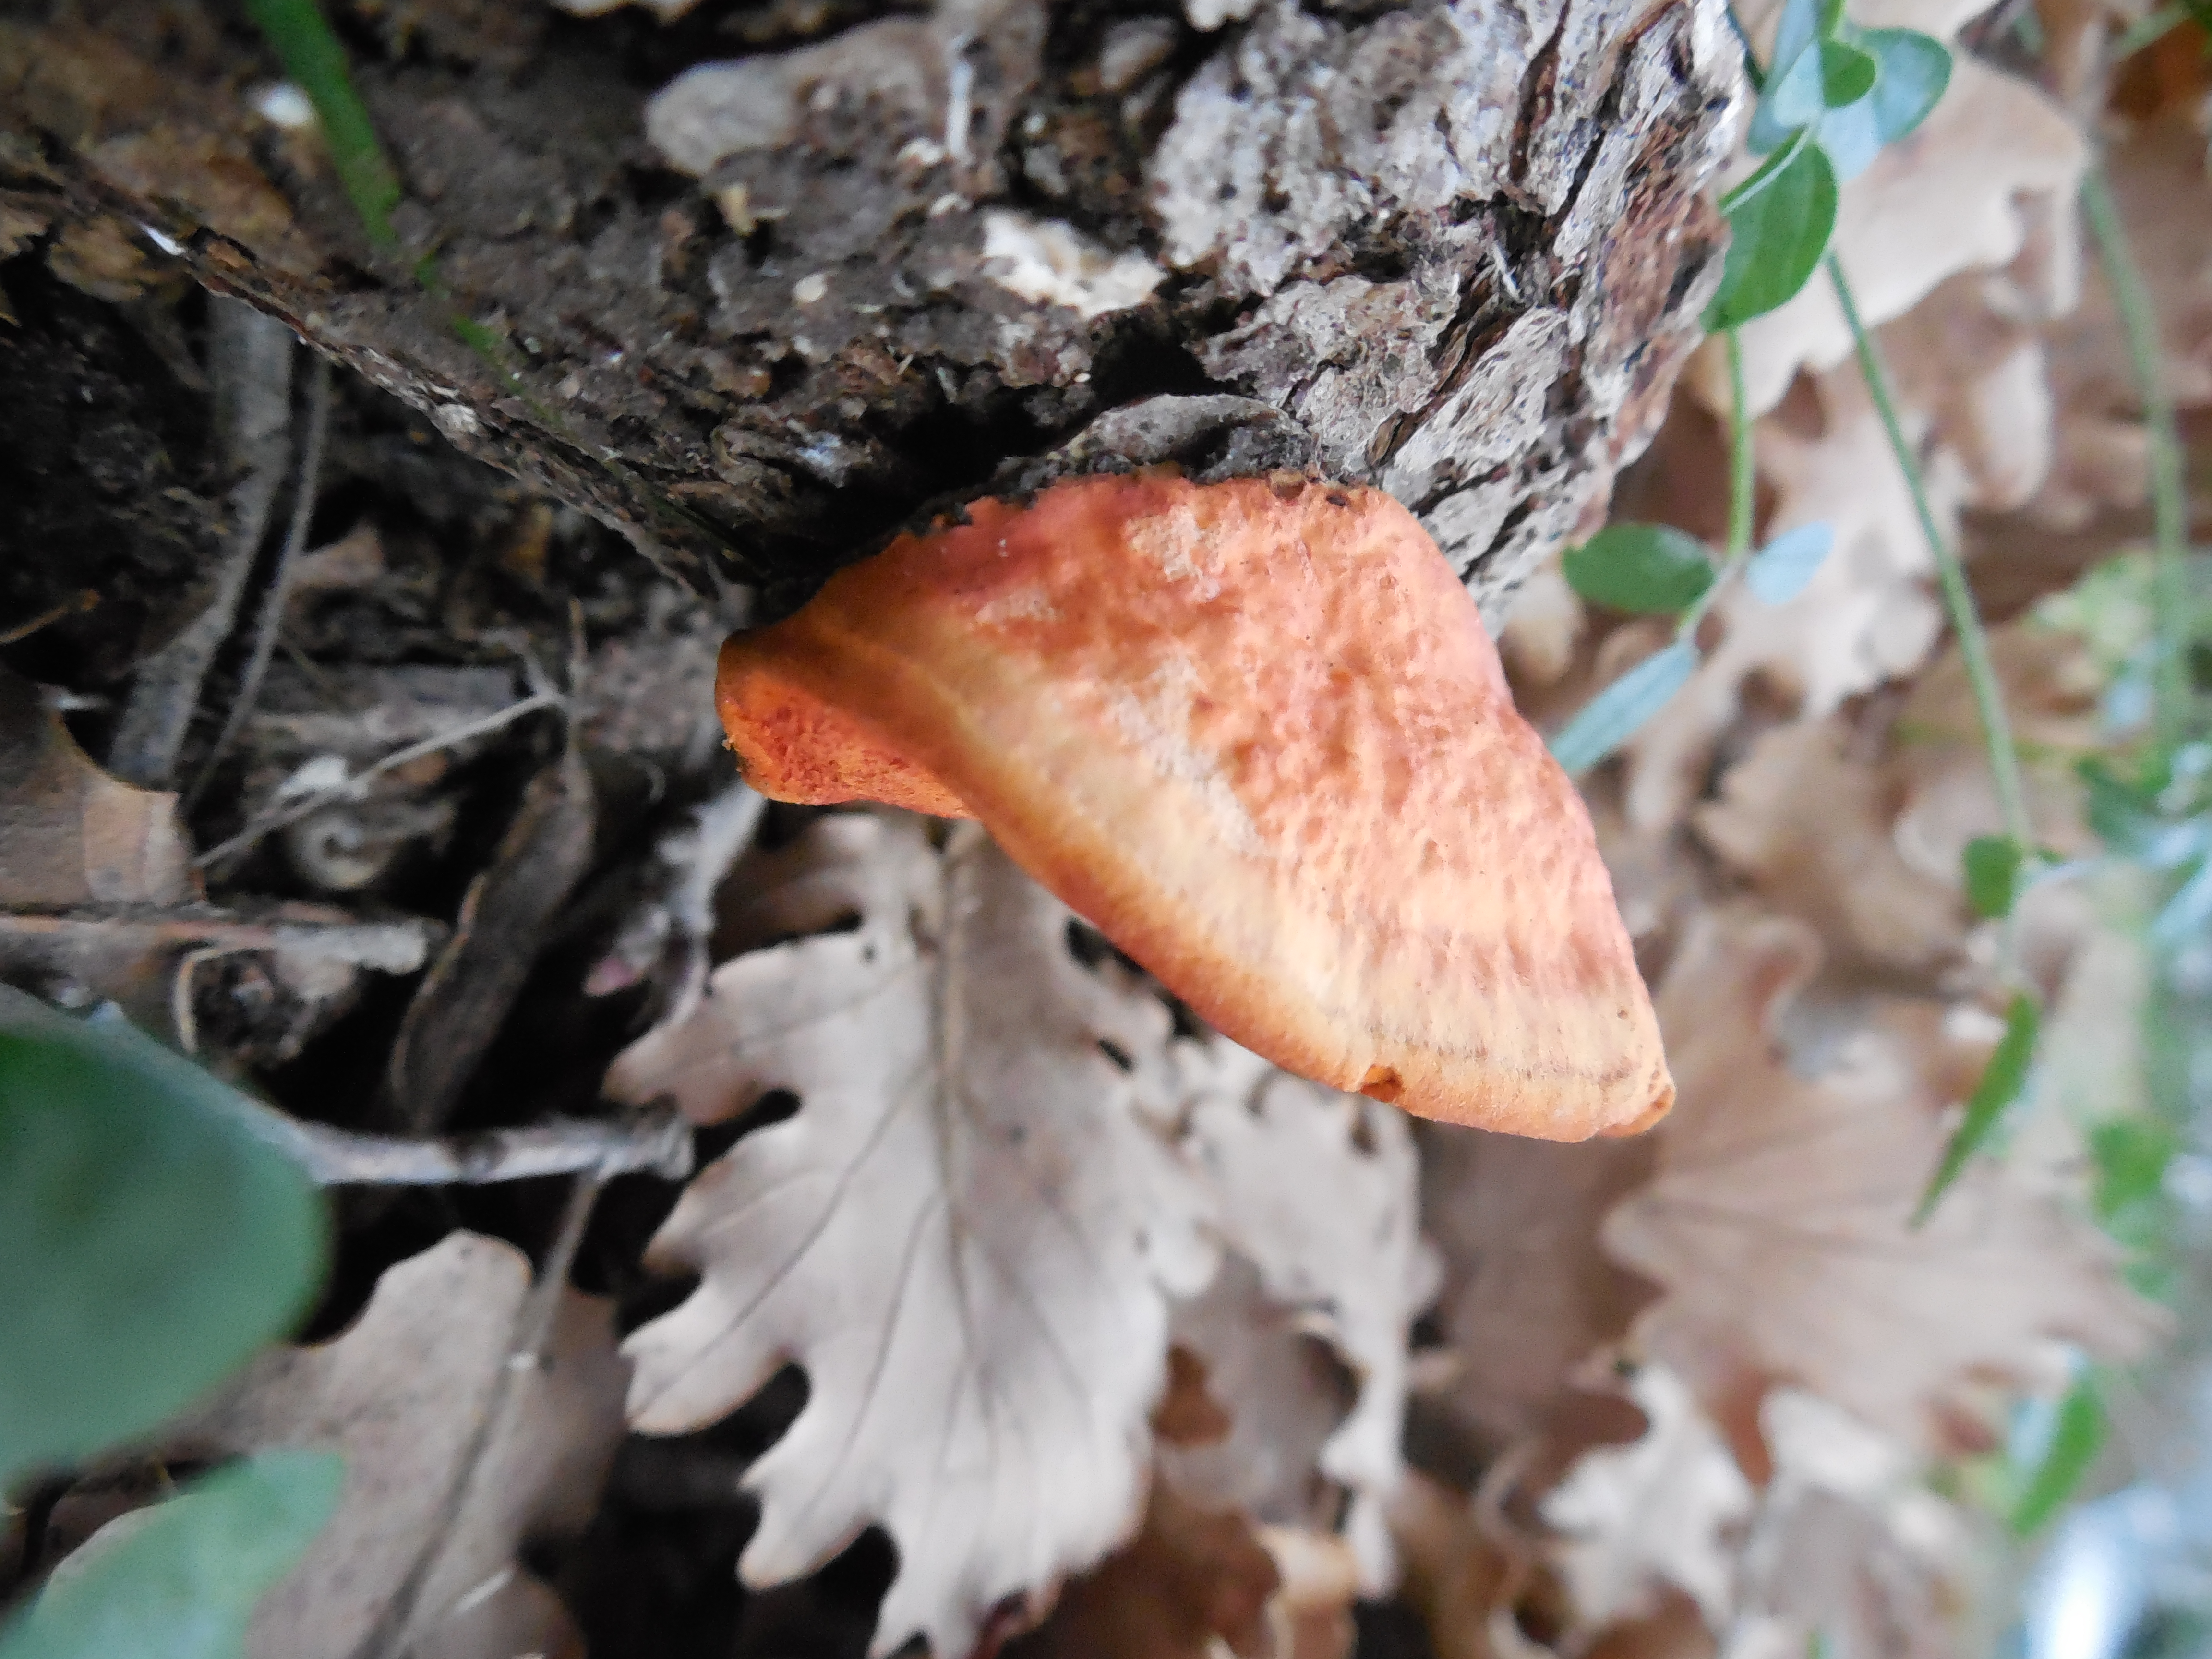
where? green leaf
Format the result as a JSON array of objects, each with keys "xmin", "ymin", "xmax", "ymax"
[
  {"xmin": 1562, "ymin": 524, "xmax": 1716, "ymax": 614},
  {"xmin": 1961, "ymin": 835, "xmax": 2026, "ymax": 919},
  {"xmin": 2090, "ymin": 1118, "xmax": 2176, "ymax": 1222},
  {"xmin": 2153, "ymin": 855, "xmax": 2212, "ymax": 946},
  {"xmin": 1749, "ymin": 0, "xmax": 1829, "ymax": 149},
  {"xmin": 240, "ymin": 0, "xmax": 402, "ymax": 248},
  {"xmin": 2007, "ymin": 1378, "xmax": 2105, "ymax": 1537},
  {"xmin": 1818, "ymin": 39, "xmax": 1879, "ymax": 107},
  {"xmin": 1859, "ymin": 29, "xmax": 1951, "ymax": 143},
  {"xmin": 1913, "ymin": 993, "xmax": 2040, "ymax": 1226},
  {"xmin": 1708, "ymin": 144, "xmax": 1839, "ymax": 330},
  {"xmin": 0, "ymin": 989, "xmax": 328, "ymax": 1490},
  {"xmin": 0, "ymin": 1451, "xmax": 342, "ymax": 1659},
  {"xmin": 1743, "ymin": 522, "xmax": 1833, "ymax": 604},
  {"xmin": 1817, "ymin": 28, "xmax": 1953, "ymax": 180},
  {"xmin": 1550, "ymin": 641, "xmax": 1700, "ymax": 777}
]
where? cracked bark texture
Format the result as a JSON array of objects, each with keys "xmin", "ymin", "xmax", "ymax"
[{"xmin": 0, "ymin": 0, "xmax": 1741, "ymax": 619}]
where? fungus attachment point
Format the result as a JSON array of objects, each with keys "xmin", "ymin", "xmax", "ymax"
[{"xmin": 715, "ymin": 472, "xmax": 1673, "ymax": 1140}]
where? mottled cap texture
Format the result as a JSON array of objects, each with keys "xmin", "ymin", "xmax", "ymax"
[{"xmin": 715, "ymin": 471, "xmax": 1673, "ymax": 1139}]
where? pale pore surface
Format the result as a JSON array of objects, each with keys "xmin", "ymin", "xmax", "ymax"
[{"xmin": 604, "ymin": 817, "xmax": 1218, "ymax": 1658}]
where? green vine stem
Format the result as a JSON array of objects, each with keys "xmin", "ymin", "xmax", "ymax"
[
  {"xmin": 1829, "ymin": 255, "xmax": 2038, "ymax": 850},
  {"xmin": 2082, "ymin": 165, "xmax": 2194, "ymax": 752},
  {"xmin": 1682, "ymin": 329, "xmax": 1758, "ymax": 636}
]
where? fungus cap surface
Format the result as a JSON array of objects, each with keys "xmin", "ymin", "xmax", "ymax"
[{"xmin": 715, "ymin": 472, "xmax": 1673, "ymax": 1139}]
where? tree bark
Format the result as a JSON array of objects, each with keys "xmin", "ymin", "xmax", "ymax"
[{"xmin": 0, "ymin": 0, "xmax": 1741, "ymax": 617}]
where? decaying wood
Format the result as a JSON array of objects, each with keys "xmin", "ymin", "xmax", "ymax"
[{"xmin": 0, "ymin": 0, "xmax": 1740, "ymax": 618}]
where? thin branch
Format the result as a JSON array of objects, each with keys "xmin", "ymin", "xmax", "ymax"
[
  {"xmin": 1828, "ymin": 256, "xmax": 2036, "ymax": 851},
  {"xmin": 193, "ymin": 688, "xmax": 563, "ymax": 870},
  {"xmin": 189, "ymin": 353, "xmax": 335, "ymax": 808},
  {"xmin": 109, "ymin": 301, "xmax": 295, "ymax": 789},
  {"xmin": 213, "ymin": 1088, "xmax": 693, "ymax": 1187},
  {"xmin": 2082, "ymin": 164, "xmax": 2194, "ymax": 753}
]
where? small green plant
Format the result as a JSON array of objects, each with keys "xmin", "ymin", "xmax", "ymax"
[{"xmin": 0, "ymin": 986, "xmax": 337, "ymax": 1658}]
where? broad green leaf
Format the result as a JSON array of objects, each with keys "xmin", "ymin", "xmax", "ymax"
[
  {"xmin": 1818, "ymin": 39, "xmax": 1878, "ymax": 107},
  {"xmin": 1755, "ymin": 47, "xmax": 1829, "ymax": 142},
  {"xmin": 1550, "ymin": 641, "xmax": 1700, "ymax": 777},
  {"xmin": 1860, "ymin": 29, "xmax": 1951, "ymax": 142},
  {"xmin": 0, "ymin": 1451, "xmax": 342, "ymax": 1659},
  {"xmin": 1913, "ymin": 993, "xmax": 2040, "ymax": 1225},
  {"xmin": 1707, "ymin": 144, "xmax": 1839, "ymax": 330},
  {"xmin": 0, "ymin": 989, "xmax": 327, "ymax": 1489},
  {"xmin": 1962, "ymin": 835, "xmax": 2026, "ymax": 920},
  {"xmin": 1562, "ymin": 524, "xmax": 1715, "ymax": 614},
  {"xmin": 1818, "ymin": 28, "xmax": 1952, "ymax": 180},
  {"xmin": 2007, "ymin": 1378, "xmax": 2105, "ymax": 1537},
  {"xmin": 1743, "ymin": 521, "xmax": 1833, "ymax": 604},
  {"xmin": 1748, "ymin": 0, "xmax": 1828, "ymax": 149}
]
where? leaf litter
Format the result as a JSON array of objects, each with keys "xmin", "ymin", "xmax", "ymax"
[{"xmin": 4, "ymin": 0, "xmax": 2207, "ymax": 1653}]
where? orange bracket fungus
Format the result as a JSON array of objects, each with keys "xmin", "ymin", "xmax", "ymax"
[{"xmin": 716, "ymin": 470, "xmax": 1673, "ymax": 1140}]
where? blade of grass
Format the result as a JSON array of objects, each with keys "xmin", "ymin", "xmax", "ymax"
[
  {"xmin": 242, "ymin": 0, "xmax": 401, "ymax": 249},
  {"xmin": 1680, "ymin": 330, "xmax": 1758, "ymax": 636},
  {"xmin": 2082, "ymin": 166, "xmax": 2194, "ymax": 753},
  {"xmin": 1914, "ymin": 992, "xmax": 2040, "ymax": 1224}
]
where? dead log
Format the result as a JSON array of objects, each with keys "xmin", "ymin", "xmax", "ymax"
[{"xmin": 0, "ymin": 0, "xmax": 1741, "ymax": 616}]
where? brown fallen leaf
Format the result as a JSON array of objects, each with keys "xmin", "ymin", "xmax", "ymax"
[
  {"xmin": 172, "ymin": 1231, "xmax": 628, "ymax": 1659},
  {"xmin": 1601, "ymin": 909, "xmax": 2160, "ymax": 1461},
  {"xmin": 1419, "ymin": 1123, "xmax": 1657, "ymax": 1459},
  {"xmin": 1387, "ymin": 1470, "xmax": 1530, "ymax": 1659},
  {"xmin": 605, "ymin": 814, "xmax": 1219, "ymax": 1658},
  {"xmin": 1004, "ymin": 1479, "xmax": 1282, "ymax": 1659},
  {"xmin": 0, "ymin": 661, "xmax": 192, "ymax": 910}
]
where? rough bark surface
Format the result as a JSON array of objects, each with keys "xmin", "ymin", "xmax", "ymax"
[{"xmin": 1, "ymin": 0, "xmax": 1740, "ymax": 617}]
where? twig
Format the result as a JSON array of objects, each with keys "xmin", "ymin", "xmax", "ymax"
[
  {"xmin": 189, "ymin": 353, "xmax": 335, "ymax": 808},
  {"xmin": 0, "ymin": 907, "xmax": 438, "ymax": 965},
  {"xmin": 0, "ymin": 592, "xmax": 98, "ymax": 646},
  {"xmin": 109, "ymin": 300, "xmax": 296, "ymax": 789},
  {"xmin": 361, "ymin": 1160, "xmax": 617, "ymax": 1659},
  {"xmin": 2082, "ymin": 165, "xmax": 2195, "ymax": 753},
  {"xmin": 1828, "ymin": 256, "xmax": 2036, "ymax": 852},
  {"xmin": 192, "ymin": 688, "xmax": 563, "ymax": 870},
  {"xmin": 213, "ymin": 1093, "xmax": 692, "ymax": 1187}
]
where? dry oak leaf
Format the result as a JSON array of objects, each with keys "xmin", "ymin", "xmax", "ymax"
[
  {"xmin": 1621, "ymin": 365, "xmax": 1951, "ymax": 832},
  {"xmin": 603, "ymin": 814, "xmax": 1219, "ymax": 1659},
  {"xmin": 1540, "ymin": 1365, "xmax": 1754, "ymax": 1631},
  {"xmin": 1716, "ymin": 0, "xmax": 2085, "ymax": 415},
  {"xmin": 1601, "ymin": 910, "xmax": 2160, "ymax": 1459},
  {"xmin": 0, "ymin": 662, "xmax": 192, "ymax": 911},
  {"xmin": 173, "ymin": 1231, "xmax": 627, "ymax": 1659},
  {"xmin": 1166, "ymin": 1038, "xmax": 1438, "ymax": 1586},
  {"xmin": 1418, "ymin": 1121, "xmax": 1658, "ymax": 1458}
]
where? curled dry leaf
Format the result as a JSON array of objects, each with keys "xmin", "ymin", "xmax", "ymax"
[
  {"xmin": 604, "ymin": 815, "xmax": 1218, "ymax": 1658},
  {"xmin": 1418, "ymin": 1123, "xmax": 1658, "ymax": 1458},
  {"xmin": 1696, "ymin": 617, "xmax": 2102, "ymax": 976},
  {"xmin": 1167, "ymin": 1039, "xmax": 1438, "ymax": 1585},
  {"xmin": 1540, "ymin": 1367, "xmax": 1753, "ymax": 1631},
  {"xmin": 1601, "ymin": 910, "xmax": 2161, "ymax": 1460},
  {"xmin": 1622, "ymin": 366, "xmax": 1950, "ymax": 832},
  {"xmin": 172, "ymin": 1232, "xmax": 627, "ymax": 1659},
  {"xmin": 0, "ymin": 661, "xmax": 192, "ymax": 910}
]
